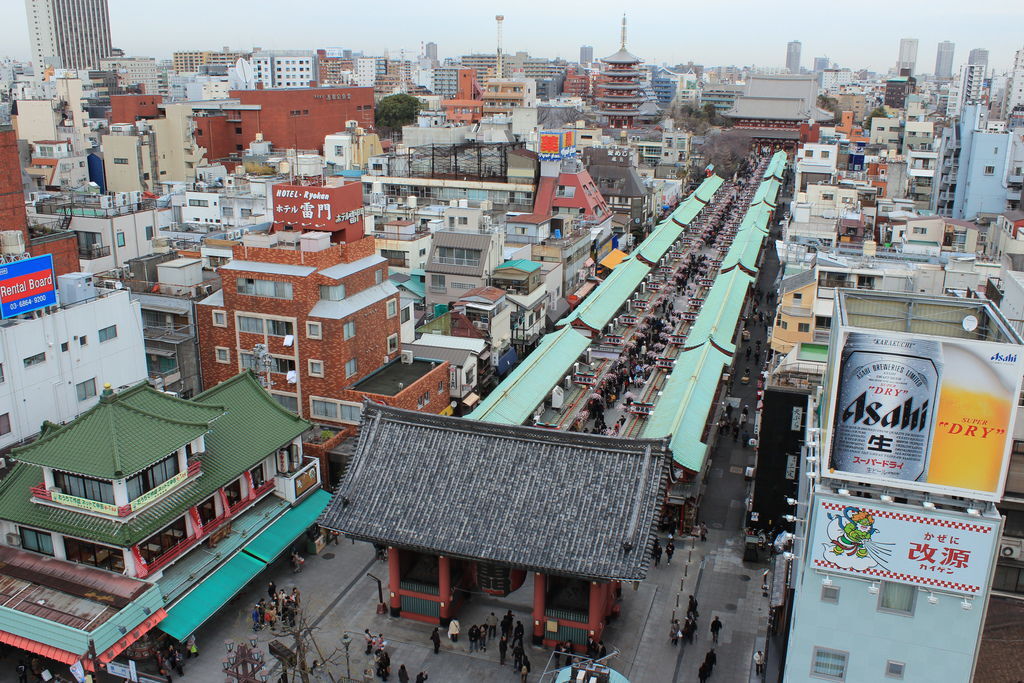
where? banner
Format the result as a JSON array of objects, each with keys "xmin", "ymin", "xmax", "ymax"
[
  {"xmin": 810, "ymin": 496, "xmax": 999, "ymax": 595},
  {"xmin": 822, "ymin": 327, "xmax": 1024, "ymax": 501},
  {"xmin": 272, "ymin": 182, "xmax": 364, "ymax": 241},
  {"xmin": 0, "ymin": 254, "xmax": 56, "ymax": 319}
]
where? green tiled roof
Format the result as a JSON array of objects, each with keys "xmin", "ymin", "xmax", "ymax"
[
  {"xmin": 12, "ymin": 383, "xmax": 225, "ymax": 479},
  {"xmin": 497, "ymin": 259, "xmax": 542, "ymax": 273},
  {"xmin": 0, "ymin": 373, "xmax": 309, "ymax": 547}
]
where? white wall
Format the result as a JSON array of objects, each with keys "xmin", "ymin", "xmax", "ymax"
[{"xmin": 0, "ymin": 290, "xmax": 148, "ymax": 448}]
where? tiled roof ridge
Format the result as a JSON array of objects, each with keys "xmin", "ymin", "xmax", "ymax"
[{"xmin": 195, "ymin": 371, "xmax": 306, "ymax": 424}]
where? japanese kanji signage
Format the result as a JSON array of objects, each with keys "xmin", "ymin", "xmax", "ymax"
[
  {"xmin": 272, "ymin": 182, "xmax": 364, "ymax": 241},
  {"xmin": 537, "ymin": 131, "xmax": 578, "ymax": 161},
  {"xmin": 821, "ymin": 325, "xmax": 1024, "ymax": 501},
  {"xmin": 810, "ymin": 496, "xmax": 999, "ymax": 594}
]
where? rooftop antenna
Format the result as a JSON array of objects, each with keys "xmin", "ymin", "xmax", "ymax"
[
  {"xmin": 621, "ymin": 14, "xmax": 627, "ymax": 50},
  {"xmin": 496, "ymin": 15, "xmax": 504, "ymax": 78}
]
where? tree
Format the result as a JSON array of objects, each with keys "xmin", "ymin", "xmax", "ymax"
[
  {"xmin": 817, "ymin": 94, "xmax": 840, "ymax": 124},
  {"xmin": 375, "ymin": 94, "xmax": 421, "ymax": 131},
  {"xmin": 699, "ymin": 129, "xmax": 751, "ymax": 178},
  {"xmin": 863, "ymin": 106, "xmax": 888, "ymax": 131}
]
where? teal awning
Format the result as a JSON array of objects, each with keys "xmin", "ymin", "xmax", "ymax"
[
  {"xmin": 243, "ymin": 489, "xmax": 332, "ymax": 563},
  {"xmin": 159, "ymin": 552, "xmax": 265, "ymax": 640}
]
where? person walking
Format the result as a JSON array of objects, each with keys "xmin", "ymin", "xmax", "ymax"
[
  {"xmin": 430, "ymin": 628, "xmax": 441, "ymax": 655},
  {"xmin": 448, "ymin": 618, "xmax": 460, "ymax": 643},
  {"xmin": 185, "ymin": 634, "xmax": 197, "ymax": 659},
  {"xmin": 700, "ymin": 522, "xmax": 708, "ymax": 542},
  {"xmin": 519, "ymin": 656, "xmax": 531, "ymax": 683},
  {"xmin": 251, "ymin": 604, "xmax": 262, "ymax": 632},
  {"xmin": 687, "ymin": 595, "xmax": 699, "ymax": 620},
  {"xmin": 415, "ymin": 674, "xmax": 428, "ymax": 683},
  {"xmin": 267, "ymin": 581, "xmax": 277, "ymax": 601},
  {"xmin": 478, "ymin": 624, "xmax": 488, "ymax": 652},
  {"xmin": 670, "ymin": 618, "xmax": 681, "ymax": 646},
  {"xmin": 666, "ymin": 539, "xmax": 675, "ymax": 565},
  {"xmin": 513, "ymin": 621, "xmax": 524, "ymax": 648},
  {"xmin": 705, "ymin": 648, "xmax": 717, "ymax": 672},
  {"xmin": 468, "ymin": 624, "xmax": 479, "ymax": 653},
  {"xmin": 501, "ymin": 610, "xmax": 514, "ymax": 637},
  {"xmin": 698, "ymin": 662, "xmax": 710, "ymax": 683},
  {"xmin": 398, "ymin": 665, "xmax": 409, "ymax": 683},
  {"xmin": 754, "ymin": 650, "xmax": 765, "ymax": 676},
  {"xmin": 485, "ymin": 612, "xmax": 498, "ymax": 638},
  {"xmin": 512, "ymin": 643, "xmax": 524, "ymax": 671},
  {"xmin": 710, "ymin": 616, "xmax": 722, "ymax": 644},
  {"xmin": 652, "ymin": 539, "xmax": 663, "ymax": 567},
  {"xmin": 499, "ymin": 635, "xmax": 508, "ymax": 665}
]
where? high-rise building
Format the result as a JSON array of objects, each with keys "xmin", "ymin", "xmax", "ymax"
[
  {"xmin": 813, "ymin": 56, "xmax": 829, "ymax": 73},
  {"xmin": 897, "ymin": 37, "xmax": 919, "ymax": 75},
  {"xmin": 934, "ymin": 40, "xmax": 955, "ymax": 79},
  {"xmin": 947, "ymin": 63, "xmax": 986, "ymax": 116},
  {"xmin": 1007, "ymin": 46, "xmax": 1024, "ymax": 120},
  {"xmin": 968, "ymin": 48, "xmax": 989, "ymax": 71},
  {"xmin": 26, "ymin": 0, "xmax": 113, "ymax": 71},
  {"xmin": 786, "ymin": 40, "xmax": 802, "ymax": 74},
  {"xmin": 425, "ymin": 42, "xmax": 438, "ymax": 64},
  {"xmin": 580, "ymin": 45, "xmax": 594, "ymax": 65}
]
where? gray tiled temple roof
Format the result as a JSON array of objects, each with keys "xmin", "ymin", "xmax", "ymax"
[{"xmin": 320, "ymin": 404, "xmax": 670, "ymax": 581}]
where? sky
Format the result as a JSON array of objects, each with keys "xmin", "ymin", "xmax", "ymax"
[{"xmin": 3, "ymin": 0, "xmax": 1023, "ymax": 74}]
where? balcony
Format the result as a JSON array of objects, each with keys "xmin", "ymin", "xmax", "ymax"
[{"xmin": 78, "ymin": 245, "xmax": 111, "ymax": 260}]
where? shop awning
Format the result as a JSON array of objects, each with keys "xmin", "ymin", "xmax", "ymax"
[
  {"xmin": 599, "ymin": 249, "xmax": 628, "ymax": 270},
  {"xmin": 462, "ymin": 393, "xmax": 481, "ymax": 407},
  {"xmin": 242, "ymin": 489, "xmax": 332, "ymax": 564},
  {"xmin": 158, "ymin": 552, "xmax": 265, "ymax": 640}
]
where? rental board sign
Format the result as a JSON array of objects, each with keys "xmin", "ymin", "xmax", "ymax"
[{"xmin": 0, "ymin": 254, "xmax": 56, "ymax": 319}]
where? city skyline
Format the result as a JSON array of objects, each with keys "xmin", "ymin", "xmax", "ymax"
[{"xmin": 2, "ymin": 0, "xmax": 1024, "ymax": 74}]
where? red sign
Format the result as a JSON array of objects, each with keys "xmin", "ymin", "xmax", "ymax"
[{"xmin": 272, "ymin": 182, "xmax": 364, "ymax": 242}]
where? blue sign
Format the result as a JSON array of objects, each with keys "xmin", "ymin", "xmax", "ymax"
[{"xmin": 0, "ymin": 254, "xmax": 57, "ymax": 319}]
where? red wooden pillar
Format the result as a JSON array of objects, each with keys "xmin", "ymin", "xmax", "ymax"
[
  {"xmin": 438, "ymin": 555, "xmax": 452, "ymax": 623},
  {"xmin": 587, "ymin": 581, "xmax": 606, "ymax": 640},
  {"xmin": 532, "ymin": 572, "xmax": 546, "ymax": 646},
  {"xmin": 388, "ymin": 547, "xmax": 402, "ymax": 617}
]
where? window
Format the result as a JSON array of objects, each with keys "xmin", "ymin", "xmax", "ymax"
[
  {"xmin": 272, "ymin": 393, "xmax": 299, "ymax": 412},
  {"xmin": 792, "ymin": 293, "xmax": 802, "ymax": 301},
  {"xmin": 345, "ymin": 358, "xmax": 358, "ymax": 378},
  {"xmin": 188, "ymin": 199, "xmax": 209, "ymax": 207},
  {"xmin": 126, "ymin": 453, "xmax": 180, "ymax": 501},
  {"xmin": 215, "ymin": 347, "xmax": 230, "ymax": 363},
  {"xmin": 811, "ymin": 647, "xmax": 847, "ymax": 680},
  {"xmin": 79, "ymin": 335, "xmax": 87, "ymax": 346},
  {"xmin": 23, "ymin": 352, "xmax": 46, "ymax": 368},
  {"xmin": 387, "ymin": 299, "xmax": 398, "ymax": 318},
  {"xmin": 319, "ymin": 284, "xmax": 345, "ymax": 301},
  {"xmin": 798, "ymin": 323, "xmax": 810, "ymax": 333},
  {"xmin": 212, "ymin": 310, "xmax": 227, "ymax": 327},
  {"xmin": 65, "ymin": 537, "xmax": 125, "ymax": 572},
  {"xmin": 429, "ymin": 274, "xmax": 446, "ymax": 291},
  {"xmin": 885, "ymin": 661, "xmax": 905, "ymax": 680},
  {"xmin": 821, "ymin": 150, "xmax": 831, "ymax": 159},
  {"xmin": 267, "ymin": 319, "xmax": 293, "ymax": 337},
  {"xmin": 145, "ymin": 225, "xmax": 154, "ymax": 240},
  {"xmin": 116, "ymin": 232, "xmax": 126, "ymax": 247},
  {"xmin": 138, "ymin": 517, "xmax": 188, "ymax": 564},
  {"xmin": 0, "ymin": 363, "xmax": 4, "ymax": 383},
  {"xmin": 113, "ymin": 157, "xmax": 129, "ymax": 165},
  {"xmin": 401, "ymin": 307, "xmax": 411, "ymax": 323},
  {"xmin": 98, "ymin": 324, "xmax": 117, "ymax": 342},
  {"xmin": 312, "ymin": 399, "xmax": 337, "ymax": 419},
  {"xmin": 306, "ymin": 321, "xmax": 322, "ymax": 339},
  {"xmin": 237, "ymin": 278, "xmax": 293, "ymax": 299},
  {"xmin": 375, "ymin": 269, "xmax": 383, "ymax": 285},
  {"xmin": 19, "ymin": 528, "xmax": 54, "ymax": 556},
  {"xmin": 821, "ymin": 585, "xmax": 840, "ymax": 603},
  {"xmin": 53, "ymin": 471, "xmax": 115, "ymax": 504},
  {"xmin": 0, "ymin": 412, "xmax": 9, "ymax": 436},
  {"xmin": 238, "ymin": 315, "xmax": 264, "ymax": 334},
  {"xmin": 270, "ymin": 357, "xmax": 296, "ymax": 374},
  {"xmin": 878, "ymin": 581, "xmax": 916, "ymax": 615},
  {"xmin": 780, "ymin": 320, "xmax": 788, "ymax": 330},
  {"xmin": 76, "ymin": 378, "xmax": 97, "ymax": 401},
  {"xmin": 309, "ymin": 360, "xmax": 324, "ymax": 377},
  {"xmin": 435, "ymin": 247, "xmax": 481, "ymax": 267},
  {"xmin": 387, "ymin": 334, "xmax": 399, "ymax": 354},
  {"xmin": 984, "ymin": 166, "xmax": 995, "ymax": 176},
  {"xmin": 343, "ymin": 321, "xmax": 356, "ymax": 340},
  {"xmin": 196, "ymin": 495, "xmax": 218, "ymax": 525}
]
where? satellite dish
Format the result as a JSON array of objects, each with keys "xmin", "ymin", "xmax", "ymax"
[
  {"xmin": 235, "ymin": 58, "xmax": 255, "ymax": 89},
  {"xmin": 962, "ymin": 315, "xmax": 978, "ymax": 332}
]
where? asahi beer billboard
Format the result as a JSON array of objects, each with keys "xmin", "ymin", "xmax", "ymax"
[
  {"xmin": 810, "ymin": 496, "xmax": 999, "ymax": 595},
  {"xmin": 823, "ymin": 327, "xmax": 1024, "ymax": 501}
]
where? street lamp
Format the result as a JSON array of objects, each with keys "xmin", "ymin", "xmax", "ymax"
[
  {"xmin": 223, "ymin": 638, "xmax": 267, "ymax": 683},
  {"xmin": 341, "ymin": 633, "xmax": 352, "ymax": 682}
]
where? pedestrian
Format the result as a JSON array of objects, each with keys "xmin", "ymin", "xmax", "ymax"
[
  {"xmin": 705, "ymin": 648, "xmax": 717, "ymax": 671},
  {"xmin": 512, "ymin": 643, "xmax": 524, "ymax": 671},
  {"xmin": 670, "ymin": 618, "xmax": 681, "ymax": 646},
  {"xmin": 501, "ymin": 610, "xmax": 514, "ymax": 637},
  {"xmin": 430, "ymin": 628, "xmax": 441, "ymax": 655},
  {"xmin": 478, "ymin": 624, "xmax": 488, "ymax": 651},
  {"xmin": 698, "ymin": 662, "xmax": 710, "ymax": 683},
  {"xmin": 173, "ymin": 648, "xmax": 185, "ymax": 676},
  {"xmin": 666, "ymin": 539, "xmax": 675, "ymax": 565},
  {"xmin": 468, "ymin": 624, "xmax": 479, "ymax": 652},
  {"xmin": 398, "ymin": 664, "xmax": 409, "ymax": 683},
  {"xmin": 754, "ymin": 650, "xmax": 765, "ymax": 675},
  {"xmin": 687, "ymin": 594, "xmax": 699, "ymax": 619},
  {"xmin": 710, "ymin": 616, "xmax": 722, "ymax": 643},
  {"xmin": 513, "ymin": 620, "xmax": 524, "ymax": 647},
  {"xmin": 366, "ymin": 629, "xmax": 376, "ymax": 655},
  {"xmin": 185, "ymin": 634, "xmax": 198, "ymax": 659},
  {"xmin": 15, "ymin": 660, "xmax": 27, "ymax": 683},
  {"xmin": 520, "ymin": 656, "xmax": 531, "ymax": 683},
  {"xmin": 700, "ymin": 522, "xmax": 708, "ymax": 542},
  {"xmin": 415, "ymin": 673, "xmax": 428, "ymax": 683},
  {"xmin": 267, "ymin": 581, "xmax": 277, "ymax": 601},
  {"xmin": 499, "ymin": 635, "xmax": 508, "ymax": 665},
  {"xmin": 486, "ymin": 612, "xmax": 498, "ymax": 638},
  {"xmin": 251, "ymin": 604, "xmax": 262, "ymax": 632},
  {"xmin": 447, "ymin": 618, "xmax": 460, "ymax": 643},
  {"xmin": 291, "ymin": 586, "xmax": 301, "ymax": 607},
  {"xmin": 762, "ymin": 569, "xmax": 770, "ymax": 597},
  {"xmin": 652, "ymin": 539, "xmax": 663, "ymax": 567}
]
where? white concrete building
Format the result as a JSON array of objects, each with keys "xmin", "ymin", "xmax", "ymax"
[
  {"xmin": 98, "ymin": 56, "xmax": 160, "ymax": 95},
  {"xmin": 0, "ymin": 286, "xmax": 147, "ymax": 449},
  {"xmin": 250, "ymin": 50, "xmax": 317, "ymax": 89}
]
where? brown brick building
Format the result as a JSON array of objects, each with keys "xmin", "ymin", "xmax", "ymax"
[{"xmin": 196, "ymin": 231, "xmax": 450, "ymax": 427}]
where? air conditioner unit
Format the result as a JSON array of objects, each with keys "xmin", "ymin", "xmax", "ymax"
[
  {"xmin": 400, "ymin": 350, "xmax": 414, "ymax": 364},
  {"xmin": 6, "ymin": 532, "xmax": 21, "ymax": 546},
  {"xmin": 563, "ymin": 376, "xmax": 573, "ymax": 391},
  {"xmin": 1000, "ymin": 538, "xmax": 1023, "ymax": 561}
]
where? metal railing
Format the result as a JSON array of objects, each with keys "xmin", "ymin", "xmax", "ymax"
[{"xmin": 78, "ymin": 245, "xmax": 111, "ymax": 259}]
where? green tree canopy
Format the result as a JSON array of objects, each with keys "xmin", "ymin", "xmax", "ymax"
[
  {"xmin": 375, "ymin": 94, "xmax": 422, "ymax": 130},
  {"xmin": 863, "ymin": 106, "xmax": 888, "ymax": 131}
]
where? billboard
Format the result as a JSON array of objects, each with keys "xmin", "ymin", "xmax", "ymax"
[
  {"xmin": 822, "ymin": 326, "xmax": 1024, "ymax": 501},
  {"xmin": 537, "ymin": 131, "xmax": 578, "ymax": 161},
  {"xmin": 272, "ymin": 182, "xmax": 364, "ymax": 241},
  {"xmin": 0, "ymin": 254, "xmax": 56, "ymax": 319},
  {"xmin": 809, "ymin": 496, "xmax": 999, "ymax": 595}
]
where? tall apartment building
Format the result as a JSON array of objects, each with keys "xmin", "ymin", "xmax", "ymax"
[
  {"xmin": 171, "ymin": 48, "xmax": 249, "ymax": 74},
  {"xmin": 1007, "ymin": 46, "xmax": 1024, "ymax": 121},
  {"xmin": 25, "ymin": 0, "xmax": 112, "ymax": 71},
  {"xmin": 579, "ymin": 46, "xmax": 594, "ymax": 66},
  {"xmin": 934, "ymin": 40, "xmax": 955, "ymax": 80},
  {"xmin": 786, "ymin": 40, "xmax": 802, "ymax": 74},
  {"xmin": 968, "ymin": 48, "xmax": 989, "ymax": 71},
  {"xmin": 197, "ymin": 232, "xmax": 451, "ymax": 426},
  {"xmin": 250, "ymin": 50, "xmax": 318, "ymax": 89},
  {"xmin": 897, "ymin": 37, "xmax": 919, "ymax": 75},
  {"xmin": 947, "ymin": 63, "xmax": 987, "ymax": 117}
]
